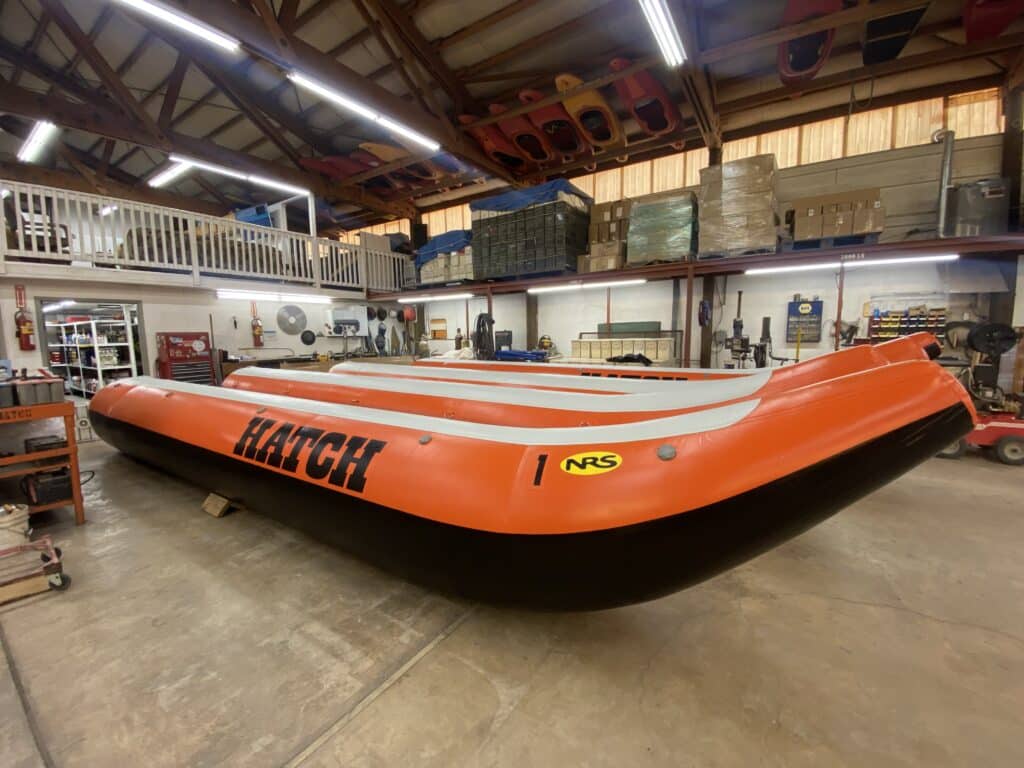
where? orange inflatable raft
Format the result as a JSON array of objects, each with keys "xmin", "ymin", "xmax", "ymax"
[{"xmin": 90, "ymin": 342, "xmax": 971, "ymax": 609}]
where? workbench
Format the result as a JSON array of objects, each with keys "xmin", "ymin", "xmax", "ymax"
[{"xmin": 0, "ymin": 401, "xmax": 85, "ymax": 525}]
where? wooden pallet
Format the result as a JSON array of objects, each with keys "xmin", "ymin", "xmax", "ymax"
[
  {"xmin": 696, "ymin": 246, "xmax": 778, "ymax": 261},
  {"xmin": 781, "ymin": 232, "xmax": 880, "ymax": 252}
]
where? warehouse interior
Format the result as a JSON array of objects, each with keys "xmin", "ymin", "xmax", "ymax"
[{"xmin": 0, "ymin": 1, "xmax": 1022, "ymax": 766}]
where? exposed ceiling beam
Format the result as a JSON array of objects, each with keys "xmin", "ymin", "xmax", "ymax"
[
  {"xmin": 699, "ymin": 0, "xmax": 934, "ymax": 65},
  {"xmin": 10, "ymin": 11, "xmax": 51, "ymax": 87},
  {"xmin": 195, "ymin": 61, "xmax": 302, "ymax": 166},
  {"xmin": 351, "ymin": 0, "xmax": 437, "ymax": 116},
  {"xmin": 294, "ymin": 0, "xmax": 339, "ymax": 29},
  {"xmin": 58, "ymin": 7, "xmax": 115, "ymax": 80},
  {"xmin": 676, "ymin": 0, "xmax": 720, "ymax": 150},
  {"xmin": 278, "ymin": 0, "xmax": 301, "ymax": 31},
  {"xmin": 0, "ymin": 36, "xmax": 99, "ymax": 105},
  {"xmin": 98, "ymin": 139, "xmax": 116, "ymax": 178},
  {"xmin": 164, "ymin": 0, "xmax": 514, "ymax": 182},
  {"xmin": 0, "ymin": 80, "xmax": 416, "ymax": 219},
  {"xmin": 456, "ymin": 0, "xmax": 627, "ymax": 79},
  {"xmin": 722, "ymin": 31, "xmax": 1024, "ymax": 115},
  {"xmin": 39, "ymin": 0, "xmax": 165, "ymax": 142},
  {"xmin": 368, "ymin": 0, "xmax": 474, "ymax": 111},
  {"xmin": 0, "ymin": 160, "xmax": 229, "ymax": 216},
  {"xmin": 436, "ymin": 0, "xmax": 542, "ymax": 51},
  {"xmin": 158, "ymin": 54, "xmax": 189, "ymax": 128}
]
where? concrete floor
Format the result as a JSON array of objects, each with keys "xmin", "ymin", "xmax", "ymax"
[{"xmin": 1, "ymin": 442, "xmax": 1021, "ymax": 768}]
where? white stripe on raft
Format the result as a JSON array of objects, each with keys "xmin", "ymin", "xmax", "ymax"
[
  {"xmin": 106, "ymin": 377, "xmax": 760, "ymax": 446},
  {"xmin": 331, "ymin": 361, "xmax": 765, "ymax": 393},
  {"xmin": 228, "ymin": 366, "xmax": 772, "ymax": 412}
]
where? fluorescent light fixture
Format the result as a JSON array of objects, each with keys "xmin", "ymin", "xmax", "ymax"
[
  {"xmin": 216, "ymin": 289, "xmax": 333, "ymax": 305},
  {"xmin": 42, "ymin": 299, "xmax": 75, "ymax": 313},
  {"xmin": 397, "ymin": 293, "xmax": 475, "ymax": 303},
  {"xmin": 745, "ymin": 253, "xmax": 960, "ymax": 276},
  {"xmin": 170, "ymin": 154, "xmax": 247, "ymax": 182},
  {"xmin": 247, "ymin": 174, "xmax": 310, "ymax": 198},
  {"xmin": 288, "ymin": 72, "xmax": 441, "ymax": 152},
  {"xmin": 112, "ymin": 0, "xmax": 240, "ymax": 53},
  {"xmin": 99, "ymin": 205, "xmax": 118, "ymax": 217},
  {"xmin": 638, "ymin": 0, "xmax": 687, "ymax": 67},
  {"xmin": 745, "ymin": 262, "xmax": 840, "ymax": 276},
  {"xmin": 527, "ymin": 278, "xmax": 648, "ymax": 295},
  {"xmin": 845, "ymin": 254, "xmax": 959, "ymax": 269},
  {"xmin": 165, "ymin": 154, "xmax": 311, "ymax": 197},
  {"xmin": 17, "ymin": 121, "xmax": 58, "ymax": 163},
  {"xmin": 148, "ymin": 161, "xmax": 193, "ymax": 187}
]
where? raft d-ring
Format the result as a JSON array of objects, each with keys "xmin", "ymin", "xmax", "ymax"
[
  {"xmin": 657, "ymin": 444, "xmax": 677, "ymax": 461},
  {"xmin": 419, "ymin": 435, "xmax": 432, "ymax": 445},
  {"xmin": 255, "ymin": 407, "xmax": 267, "ymax": 414}
]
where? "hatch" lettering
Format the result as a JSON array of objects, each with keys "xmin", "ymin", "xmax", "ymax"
[{"xmin": 233, "ymin": 416, "xmax": 385, "ymax": 493}]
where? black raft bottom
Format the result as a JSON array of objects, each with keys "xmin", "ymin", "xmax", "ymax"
[{"xmin": 91, "ymin": 403, "xmax": 972, "ymax": 610}]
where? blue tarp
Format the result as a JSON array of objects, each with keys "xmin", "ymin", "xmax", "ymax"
[
  {"xmin": 415, "ymin": 229, "xmax": 471, "ymax": 268},
  {"xmin": 469, "ymin": 179, "xmax": 592, "ymax": 213}
]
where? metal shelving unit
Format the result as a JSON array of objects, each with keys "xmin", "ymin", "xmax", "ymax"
[{"xmin": 45, "ymin": 305, "xmax": 139, "ymax": 397}]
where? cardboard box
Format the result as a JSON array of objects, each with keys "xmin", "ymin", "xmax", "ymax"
[
  {"xmin": 599, "ymin": 340, "xmax": 613, "ymax": 358},
  {"xmin": 644, "ymin": 340, "xmax": 659, "ymax": 358},
  {"xmin": 588, "ymin": 223, "xmax": 601, "ymax": 243},
  {"xmin": 657, "ymin": 338, "xmax": 672, "ymax": 362},
  {"xmin": 822, "ymin": 211, "xmax": 854, "ymax": 237},
  {"xmin": 610, "ymin": 339, "xmax": 623, "ymax": 356},
  {"xmin": 613, "ymin": 200, "xmax": 633, "ymax": 220},
  {"xmin": 591, "ymin": 201, "xmax": 615, "ymax": 223},
  {"xmin": 608, "ymin": 219, "xmax": 629, "ymax": 239},
  {"xmin": 852, "ymin": 207, "xmax": 885, "ymax": 234},
  {"xmin": 794, "ymin": 215, "xmax": 823, "ymax": 241},
  {"xmin": 571, "ymin": 339, "xmax": 583, "ymax": 358},
  {"xmin": 579, "ymin": 241, "xmax": 626, "ymax": 273}
]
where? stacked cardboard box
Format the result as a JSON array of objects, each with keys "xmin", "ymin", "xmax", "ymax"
[
  {"xmin": 569, "ymin": 338, "xmax": 674, "ymax": 363},
  {"xmin": 625, "ymin": 190, "xmax": 697, "ymax": 265},
  {"xmin": 789, "ymin": 188, "xmax": 885, "ymax": 241},
  {"xmin": 582, "ymin": 199, "xmax": 633, "ymax": 272},
  {"xmin": 698, "ymin": 154, "xmax": 779, "ymax": 259},
  {"xmin": 472, "ymin": 198, "xmax": 589, "ymax": 278},
  {"xmin": 418, "ymin": 247, "xmax": 475, "ymax": 285}
]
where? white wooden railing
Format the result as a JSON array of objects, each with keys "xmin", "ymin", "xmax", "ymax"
[{"xmin": 0, "ymin": 180, "xmax": 410, "ymax": 292}]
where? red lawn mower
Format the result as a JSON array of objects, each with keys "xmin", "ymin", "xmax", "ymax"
[{"xmin": 938, "ymin": 322, "xmax": 1023, "ymax": 466}]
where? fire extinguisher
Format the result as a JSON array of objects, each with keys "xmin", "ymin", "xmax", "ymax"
[
  {"xmin": 14, "ymin": 308, "xmax": 35, "ymax": 351},
  {"xmin": 251, "ymin": 316, "xmax": 264, "ymax": 347}
]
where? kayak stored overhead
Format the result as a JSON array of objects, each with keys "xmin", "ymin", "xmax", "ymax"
[
  {"xmin": 776, "ymin": 0, "xmax": 843, "ymax": 85},
  {"xmin": 91, "ymin": 355, "xmax": 974, "ymax": 609},
  {"xmin": 610, "ymin": 58, "xmax": 682, "ymax": 138},
  {"xmin": 555, "ymin": 73, "xmax": 623, "ymax": 149},
  {"xmin": 489, "ymin": 103, "xmax": 558, "ymax": 164},
  {"xmin": 459, "ymin": 114, "xmax": 531, "ymax": 172},
  {"xmin": 518, "ymin": 89, "xmax": 587, "ymax": 161}
]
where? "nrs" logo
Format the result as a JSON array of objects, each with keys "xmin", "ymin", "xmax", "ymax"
[{"xmin": 559, "ymin": 451, "xmax": 622, "ymax": 476}]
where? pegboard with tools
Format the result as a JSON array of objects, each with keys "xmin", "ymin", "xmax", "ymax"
[{"xmin": 786, "ymin": 296, "xmax": 823, "ymax": 344}]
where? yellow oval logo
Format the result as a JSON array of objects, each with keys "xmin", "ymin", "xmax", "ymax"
[
  {"xmin": 560, "ymin": 451, "xmax": 622, "ymax": 476},
  {"xmin": 798, "ymin": 302, "xmax": 813, "ymax": 315}
]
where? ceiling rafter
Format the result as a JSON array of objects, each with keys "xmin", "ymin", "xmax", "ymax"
[
  {"xmin": 159, "ymin": 54, "xmax": 190, "ymax": 128},
  {"xmin": 723, "ymin": 31, "xmax": 1024, "ymax": 115},
  {"xmin": 277, "ymin": 0, "xmax": 301, "ymax": 31},
  {"xmin": 436, "ymin": 0, "xmax": 542, "ymax": 51},
  {"xmin": 699, "ymin": 0, "xmax": 937, "ymax": 65},
  {"xmin": 10, "ymin": 10, "xmax": 51, "ymax": 87},
  {"xmin": 160, "ymin": 0, "xmax": 515, "ymax": 181},
  {"xmin": 367, "ymin": 0, "xmax": 475, "ymax": 112},
  {"xmin": 0, "ymin": 79, "xmax": 417, "ymax": 219},
  {"xmin": 38, "ymin": 0, "xmax": 164, "ymax": 142}
]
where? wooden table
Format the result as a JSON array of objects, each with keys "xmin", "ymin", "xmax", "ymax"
[{"xmin": 0, "ymin": 401, "xmax": 85, "ymax": 524}]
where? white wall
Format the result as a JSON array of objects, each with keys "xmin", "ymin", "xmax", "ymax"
[
  {"xmin": 423, "ymin": 293, "xmax": 526, "ymax": 352},
  {"xmin": 0, "ymin": 279, "xmax": 405, "ymax": 373}
]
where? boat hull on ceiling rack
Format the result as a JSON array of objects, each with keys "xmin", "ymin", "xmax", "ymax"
[
  {"xmin": 776, "ymin": 0, "xmax": 843, "ymax": 85},
  {"xmin": 610, "ymin": 58, "xmax": 682, "ymax": 137},
  {"xmin": 555, "ymin": 73, "xmax": 624, "ymax": 150}
]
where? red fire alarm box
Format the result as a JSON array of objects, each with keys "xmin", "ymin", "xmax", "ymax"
[{"xmin": 155, "ymin": 332, "xmax": 215, "ymax": 385}]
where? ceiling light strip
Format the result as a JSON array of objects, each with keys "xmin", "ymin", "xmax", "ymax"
[
  {"xmin": 288, "ymin": 73, "xmax": 441, "ymax": 152},
  {"xmin": 17, "ymin": 121, "xmax": 59, "ymax": 163},
  {"xmin": 113, "ymin": 0, "xmax": 240, "ymax": 53}
]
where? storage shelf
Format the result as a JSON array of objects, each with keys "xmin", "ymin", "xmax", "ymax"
[{"xmin": 369, "ymin": 235, "xmax": 1024, "ymax": 300}]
